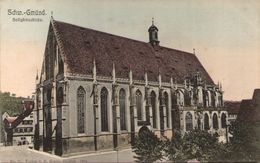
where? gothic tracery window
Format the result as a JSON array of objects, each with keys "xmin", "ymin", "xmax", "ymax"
[
  {"xmin": 119, "ymin": 89, "xmax": 127, "ymax": 130},
  {"xmin": 213, "ymin": 113, "xmax": 219, "ymax": 130},
  {"xmin": 211, "ymin": 91, "xmax": 216, "ymax": 107},
  {"xmin": 221, "ymin": 113, "xmax": 227, "ymax": 128},
  {"xmin": 185, "ymin": 112, "xmax": 193, "ymax": 131},
  {"xmin": 164, "ymin": 92, "xmax": 170, "ymax": 128},
  {"xmin": 136, "ymin": 90, "xmax": 143, "ymax": 121},
  {"xmin": 184, "ymin": 90, "xmax": 191, "ymax": 106},
  {"xmin": 77, "ymin": 86, "xmax": 86, "ymax": 134},
  {"xmin": 101, "ymin": 87, "xmax": 109, "ymax": 132},
  {"xmin": 203, "ymin": 90, "xmax": 209, "ymax": 107},
  {"xmin": 151, "ymin": 91, "xmax": 157, "ymax": 128},
  {"xmin": 204, "ymin": 113, "xmax": 210, "ymax": 130}
]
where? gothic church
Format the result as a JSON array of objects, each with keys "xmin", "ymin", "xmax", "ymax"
[{"xmin": 34, "ymin": 17, "xmax": 228, "ymax": 156}]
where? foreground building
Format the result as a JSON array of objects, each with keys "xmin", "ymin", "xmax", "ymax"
[
  {"xmin": 34, "ymin": 17, "xmax": 228, "ymax": 156},
  {"xmin": 2, "ymin": 99, "xmax": 34, "ymax": 146},
  {"xmin": 12, "ymin": 112, "xmax": 34, "ymax": 145}
]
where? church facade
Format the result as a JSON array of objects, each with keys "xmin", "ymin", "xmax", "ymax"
[{"xmin": 34, "ymin": 17, "xmax": 228, "ymax": 156}]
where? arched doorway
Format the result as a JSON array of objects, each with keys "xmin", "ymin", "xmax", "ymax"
[{"xmin": 138, "ymin": 126, "xmax": 150, "ymax": 137}]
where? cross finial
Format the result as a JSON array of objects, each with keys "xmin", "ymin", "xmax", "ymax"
[
  {"xmin": 152, "ymin": 17, "xmax": 154, "ymax": 25},
  {"xmin": 193, "ymin": 48, "xmax": 195, "ymax": 55},
  {"xmin": 51, "ymin": 11, "xmax": 53, "ymax": 18}
]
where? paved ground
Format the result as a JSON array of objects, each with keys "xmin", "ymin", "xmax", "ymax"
[
  {"xmin": 0, "ymin": 145, "xmax": 135, "ymax": 162},
  {"xmin": 0, "ymin": 146, "xmax": 61, "ymax": 162}
]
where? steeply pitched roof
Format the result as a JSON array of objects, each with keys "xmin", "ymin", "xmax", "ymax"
[
  {"xmin": 53, "ymin": 20, "xmax": 215, "ymax": 84},
  {"xmin": 5, "ymin": 117, "xmax": 17, "ymax": 123}
]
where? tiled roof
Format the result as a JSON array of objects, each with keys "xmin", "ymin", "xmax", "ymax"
[
  {"xmin": 237, "ymin": 89, "xmax": 260, "ymax": 122},
  {"xmin": 5, "ymin": 117, "xmax": 17, "ymax": 123},
  {"xmin": 224, "ymin": 101, "xmax": 241, "ymax": 114},
  {"xmin": 53, "ymin": 20, "xmax": 215, "ymax": 84}
]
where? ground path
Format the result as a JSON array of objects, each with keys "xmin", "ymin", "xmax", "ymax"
[{"xmin": 0, "ymin": 145, "xmax": 135, "ymax": 162}]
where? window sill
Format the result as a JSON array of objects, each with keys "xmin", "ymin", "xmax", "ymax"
[
  {"xmin": 120, "ymin": 130, "xmax": 129, "ymax": 134},
  {"xmin": 100, "ymin": 131, "xmax": 110, "ymax": 134},
  {"xmin": 77, "ymin": 133, "xmax": 86, "ymax": 137}
]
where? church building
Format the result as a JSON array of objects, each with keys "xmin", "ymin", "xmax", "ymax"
[{"xmin": 34, "ymin": 17, "xmax": 228, "ymax": 156}]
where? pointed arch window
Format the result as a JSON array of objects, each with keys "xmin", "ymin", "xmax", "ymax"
[
  {"xmin": 136, "ymin": 90, "xmax": 143, "ymax": 121},
  {"xmin": 204, "ymin": 113, "xmax": 210, "ymax": 130},
  {"xmin": 203, "ymin": 90, "xmax": 209, "ymax": 107},
  {"xmin": 213, "ymin": 113, "xmax": 219, "ymax": 129},
  {"xmin": 101, "ymin": 87, "xmax": 109, "ymax": 132},
  {"xmin": 77, "ymin": 86, "xmax": 86, "ymax": 134},
  {"xmin": 184, "ymin": 90, "xmax": 191, "ymax": 106},
  {"xmin": 58, "ymin": 58, "xmax": 64, "ymax": 74},
  {"xmin": 119, "ymin": 89, "xmax": 127, "ymax": 130},
  {"xmin": 211, "ymin": 91, "xmax": 216, "ymax": 107},
  {"xmin": 221, "ymin": 113, "xmax": 227, "ymax": 128},
  {"xmin": 164, "ymin": 92, "xmax": 170, "ymax": 128},
  {"xmin": 151, "ymin": 91, "xmax": 157, "ymax": 128},
  {"xmin": 185, "ymin": 112, "xmax": 193, "ymax": 131}
]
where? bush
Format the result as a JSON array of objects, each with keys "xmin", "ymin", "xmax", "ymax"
[
  {"xmin": 164, "ymin": 131, "xmax": 186, "ymax": 161},
  {"xmin": 132, "ymin": 124, "xmax": 260, "ymax": 162},
  {"xmin": 165, "ymin": 129, "xmax": 222, "ymax": 162},
  {"xmin": 228, "ymin": 121, "xmax": 260, "ymax": 161},
  {"xmin": 132, "ymin": 126, "xmax": 164, "ymax": 162}
]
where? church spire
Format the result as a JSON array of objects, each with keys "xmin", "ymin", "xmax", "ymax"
[{"xmin": 148, "ymin": 18, "xmax": 159, "ymax": 46}]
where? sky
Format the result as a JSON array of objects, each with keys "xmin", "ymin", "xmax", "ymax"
[{"xmin": 0, "ymin": 0, "xmax": 259, "ymax": 101}]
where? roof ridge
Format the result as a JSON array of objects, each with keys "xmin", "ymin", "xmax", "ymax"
[
  {"xmin": 54, "ymin": 20, "xmax": 150, "ymax": 45},
  {"xmin": 51, "ymin": 19, "xmax": 67, "ymax": 63},
  {"xmin": 49, "ymin": 19, "xmax": 215, "ymax": 85},
  {"xmin": 54, "ymin": 20, "xmax": 196, "ymax": 56}
]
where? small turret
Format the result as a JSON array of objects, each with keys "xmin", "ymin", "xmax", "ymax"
[{"xmin": 148, "ymin": 18, "xmax": 159, "ymax": 46}]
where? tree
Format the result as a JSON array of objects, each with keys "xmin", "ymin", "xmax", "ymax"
[
  {"xmin": 0, "ymin": 91, "xmax": 23, "ymax": 116},
  {"xmin": 228, "ymin": 120, "xmax": 260, "ymax": 161},
  {"xmin": 181, "ymin": 129, "xmax": 220, "ymax": 161},
  {"xmin": 164, "ymin": 131, "xmax": 186, "ymax": 161},
  {"xmin": 132, "ymin": 126, "xmax": 164, "ymax": 162},
  {"xmin": 164, "ymin": 129, "xmax": 227, "ymax": 162},
  {"xmin": 0, "ymin": 91, "xmax": 23, "ymax": 143}
]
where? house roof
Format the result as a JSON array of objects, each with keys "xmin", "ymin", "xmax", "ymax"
[
  {"xmin": 224, "ymin": 101, "xmax": 241, "ymax": 115},
  {"xmin": 5, "ymin": 117, "xmax": 17, "ymax": 123},
  {"xmin": 237, "ymin": 89, "xmax": 260, "ymax": 122},
  {"xmin": 52, "ymin": 20, "xmax": 215, "ymax": 84},
  {"xmin": 252, "ymin": 89, "xmax": 260, "ymax": 104}
]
